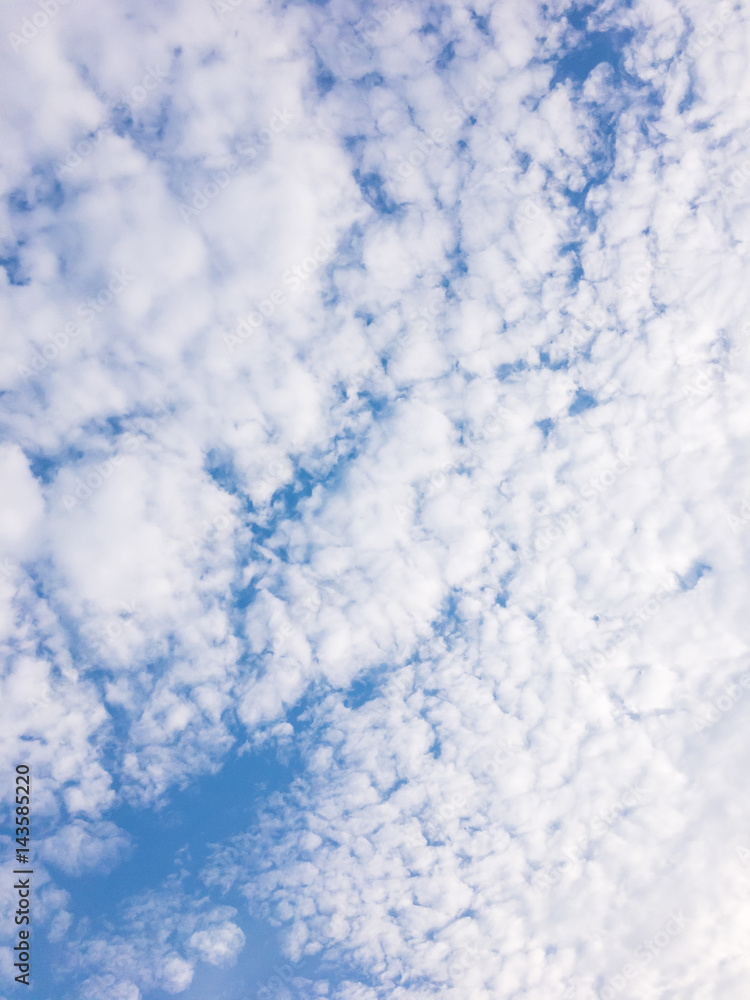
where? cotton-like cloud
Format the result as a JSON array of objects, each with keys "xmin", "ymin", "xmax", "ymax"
[
  {"xmin": 2, "ymin": 0, "xmax": 750, "ymax": 997},
  {"xmin": 188, "ymin": 919, "xmax": 245, "ymax": 966},
  {"xmin": 39, "ymin": 819, "xmax": 132, "ymax": 875}
]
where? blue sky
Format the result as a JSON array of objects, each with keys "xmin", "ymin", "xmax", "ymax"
[{"xmin": 2, "ymin": 0, "xmax": 750, "ymax": 998}]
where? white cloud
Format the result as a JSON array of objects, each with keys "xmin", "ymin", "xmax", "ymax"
[
  {"xmin": 39, "ymin": 820, "xmax": 132, "ymax": 875},
  {"xmin": 3, "ymin": 0, "xmax": 750, "ymax": 996},
  {"xmin": 80, "ymin": 975, "xmax": 141, "ymax": 1000},
  {"xmin": 189, "ymin": 919, "xmax": 245, "ymax": 966}
]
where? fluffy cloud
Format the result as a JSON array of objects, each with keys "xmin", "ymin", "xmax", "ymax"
[{"xmin": 39, "ymin": 819, "xmax": 132, "ymax": 875}]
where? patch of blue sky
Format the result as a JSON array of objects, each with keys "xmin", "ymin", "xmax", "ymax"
[
  {"xmin": 559, "ymin": 240, "xmax": 585, "ymax": 288},
  {"xmin": 0, "ymin": 249, "xmax": 30, "ymax": 286},
  {"xmin": 205, "ymin": 449, "xmax": 243, "ymax": 497},
  {"xmin": 355, "ymin": 71, "xmax": 385, "ymax": 89},
  {"xmin": 563, "ymin": 182, "xmax": 600, "ymax": 230},
  {"xmin": 565, "ymin": 3, "xmax": 598, "ymax": 32},
  {"xmin": 26, "ymin": 447, "xmax": 85, "ymax": 483},
  {"xmin": 353, "ymin": 169, "xmax": 402, "ymax": 216},
  {"xmin": 8, "ymin": 170, "xmax": 65, "ymax": 214},
  {"xmin": 315, "ymin": 59, "xmax": 336, "ymax": 96},
  {"xmin": 436, "ymin": 42, "xmax": 455, "ymax": 70},
  {"xmin": 550, "ymin": 29, "xmax": 636, "ymax": 89},
  {"xmin": 536, "ymin": 417, "xmax": 555, "ymax": 439},
  {"xmin": 568, "ymin": 388, "xmax": 597, "ymax": 415},
  {"xmin": 539, "ymin": 351, "xmax": 569, "ymax": 371},
  {"xmin": 470, "ymin": 10, "xmax": 490, "ymax": 37},
  {"xmin": 497, "ymin": 360, "xmax": 527, "ymax": 381},
  {"xmin": 679, "ymin": 78, "xmax": 698, "ymax": 115},
  {"xmin": 446, "ymin": 241, "xmax": 469, "ymax": 277},
  {"xmin": 679, "ymin": 561, "xmax": 711, "ymax": 592},
  {"xmin": 39, "ymin": 746, "xmax": 319, "ymax": 1000},
  {"xmin": 342, "ymin": 671, "xmax": 384, "ymax": 710},
  {"xmin": 429, "ymin": 590, "xmax": 462, "ymax": 646}
]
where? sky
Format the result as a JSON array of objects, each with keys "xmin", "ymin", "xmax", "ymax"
[{"xmin": 1, "ymin": 0, "xmax": 750, "ymax": 997}]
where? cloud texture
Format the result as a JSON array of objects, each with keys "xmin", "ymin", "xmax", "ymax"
[{"xmin": 2, "ymin": 0, "xmax": 750, "ymax": 997}]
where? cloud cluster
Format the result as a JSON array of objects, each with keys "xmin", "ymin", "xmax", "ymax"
[{"xmin": 2, "ymin": 0, "xmax": 750, "ymax": 996}]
